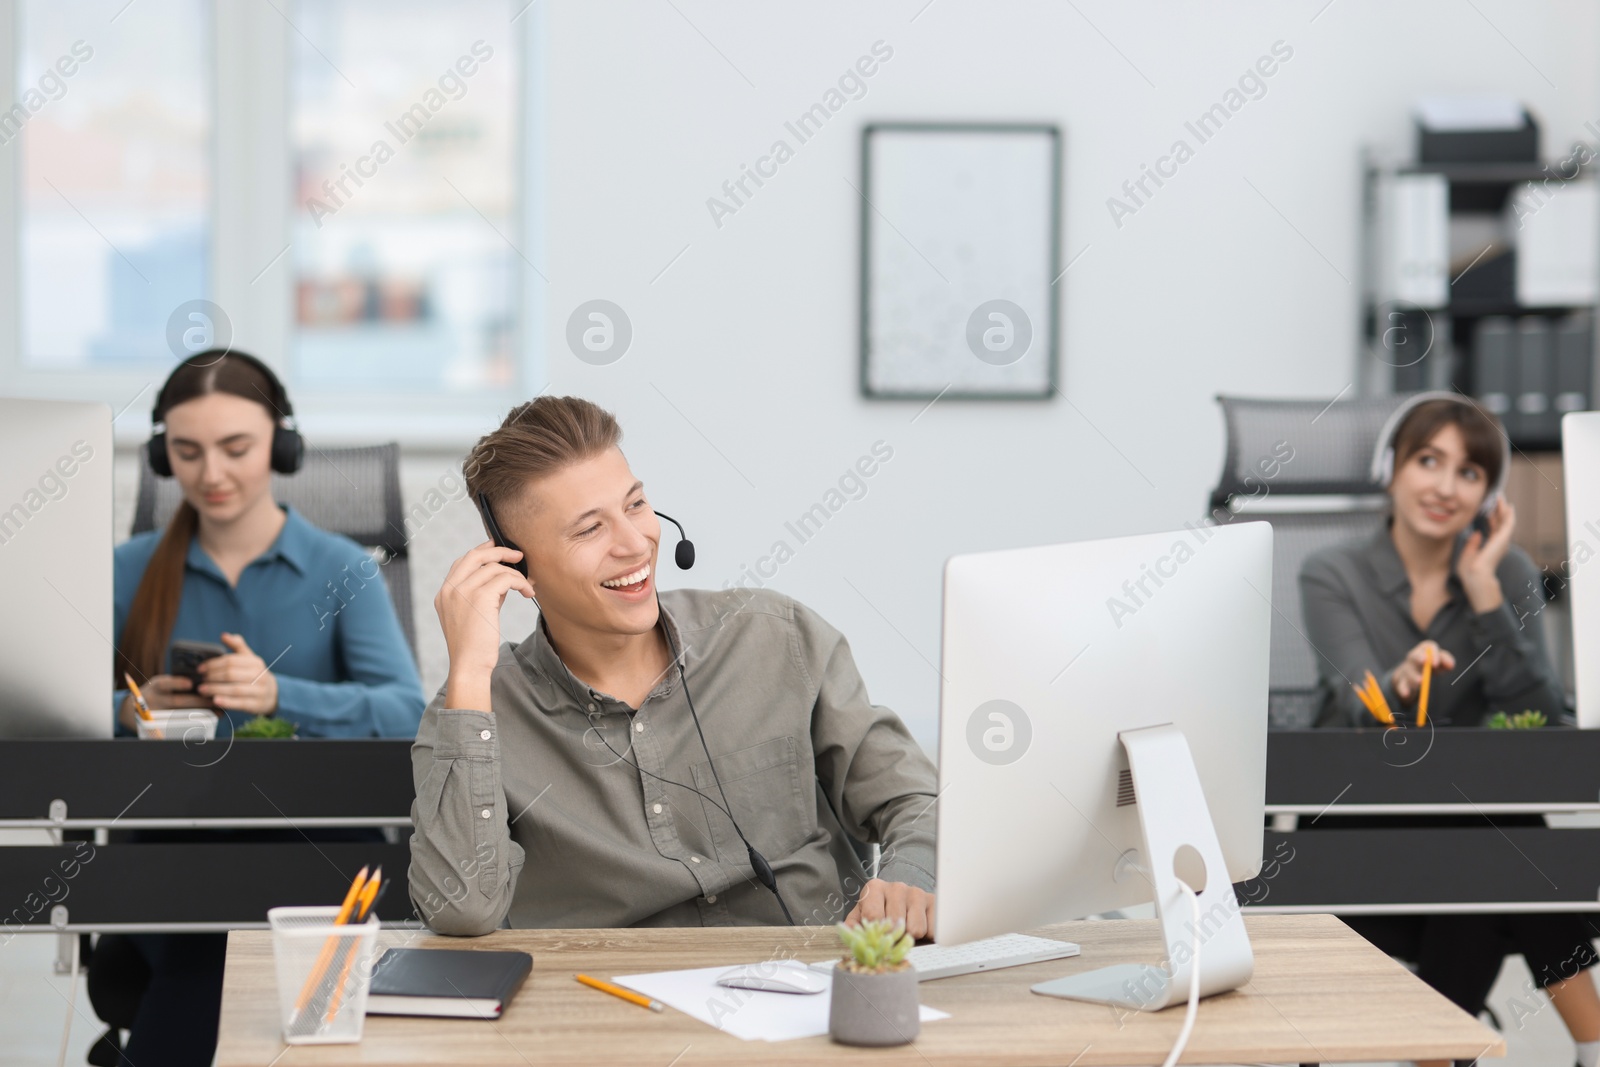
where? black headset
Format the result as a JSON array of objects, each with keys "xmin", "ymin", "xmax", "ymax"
[
  {"xmin": 147, "ymin": 350, "xmax": 305, "ymax": 478},
  {"xmin": 474, "ymin": 492, "xmax": 796, "ymax": 924},
  {"xmin": 476, "ymin": 493, "xmax": 693, "ymax": 578}
]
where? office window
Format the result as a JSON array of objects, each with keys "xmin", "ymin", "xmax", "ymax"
[
  {"xmin": 17, "ymin": 0, "xmax": 212, "ymax": 368},
  {"xmin": 290, "ymin": 0, "xmax": 518, "ymax": 395}
]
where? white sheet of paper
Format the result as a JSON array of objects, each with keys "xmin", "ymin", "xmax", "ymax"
[{"xmin": 612, "ymin": 963, "xmax": 949, "ymax": 1042}]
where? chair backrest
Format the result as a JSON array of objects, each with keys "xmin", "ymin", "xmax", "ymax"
[
  {"xmin": 1209, "ymin": 394, "xmax": 1418, "ymax": 728},
  {"xmin": 1209, "ymin": 394, "xmax": 1403, "ymax": 510},
  {"xmin": 131, "ymin": 442, "xmax": 418, "ymax": 660}
]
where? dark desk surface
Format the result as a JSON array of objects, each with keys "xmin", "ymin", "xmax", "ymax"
[
  {"xmin": 1265, "ymin": 727, "xmax": 1600, "ymax": 810},
  {"xmin": 0, "ymin": 740, "xmax": 417, "ymax": 929}
]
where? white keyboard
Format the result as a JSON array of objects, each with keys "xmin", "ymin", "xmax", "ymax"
[{"xmin": 809, "ymin": 932, "xmax": 1080, "ymax": 982}]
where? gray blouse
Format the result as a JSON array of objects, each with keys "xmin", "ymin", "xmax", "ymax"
[{"xmin": 1299, "ymin": 523, "xmax": 1565, "ymax": 728}]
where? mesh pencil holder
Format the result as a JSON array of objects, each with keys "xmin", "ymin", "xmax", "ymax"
[{"xmin": 268, "ymin": 905, "xmax": 380, "ymax": 1044}]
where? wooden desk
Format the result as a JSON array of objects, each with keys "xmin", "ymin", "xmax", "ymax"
[{"xmin": 216, "ymin": 914, "xmax": 1502, "ymax": 1066}]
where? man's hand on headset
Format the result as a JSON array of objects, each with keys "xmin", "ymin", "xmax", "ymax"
[{"xmin": 844, "ymin": 879, "xmax": 935, "ymax": 941}]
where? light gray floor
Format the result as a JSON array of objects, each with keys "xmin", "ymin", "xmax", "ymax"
[{"xmin": 1, "ymin": 932, "xmax": 105, "ymax": 1067}]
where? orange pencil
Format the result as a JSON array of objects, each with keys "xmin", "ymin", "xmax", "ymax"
[
  {"xmin": 1417, "ymin": 646, "xmax": 1433, "ymax": 727},
  {"xmin": 323, "ymin": 868, "xmax": 383, "ymax": 1021},
  {"xmin": 576, "ymin": 973, "xmax": 664, "ymax": 1012},
  {"xmin": 123, "ymin": 673, "xmax": 154, "ymax": 721},
  {"xmin": 124, "ymin": 673, "xmax": 164, "ymax": 739},
  {"xmin": 1356, "ymin": 671, "xmax": 1395, "ymax": 725},
  {"xmin": 291, "ymin": 866, "xmax": 369, "ymax": 1021}
]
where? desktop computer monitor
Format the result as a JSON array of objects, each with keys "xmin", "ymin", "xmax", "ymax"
[
  {"xmin": 933, "ymin": 520, "xmax": 1272, "ymax": 1009},
  {"xmin": 0, "ymin": 398, "xmax": 113, "ymax": 738},
  {"xmin": 1563, "ymin": 411, "xmax": 1600, "ymax": 727}
]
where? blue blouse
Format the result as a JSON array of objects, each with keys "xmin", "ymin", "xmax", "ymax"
[{"xmin": 113, "ymin": 504, "xmax": 426, "ymax": 738}]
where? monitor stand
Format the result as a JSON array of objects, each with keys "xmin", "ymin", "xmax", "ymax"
[{"xmin": 1030, "ymin": 722, "xmax": 1255, "ymax": 1010}]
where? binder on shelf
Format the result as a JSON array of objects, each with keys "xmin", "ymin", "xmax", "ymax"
[
  {"xmin": 1515, "ymin": 316, "xmax": 1556, "ymax": 444},
  {"xmin": 1473, "ymin": 316, "xmax": 1516, "ymax": 427},
  {"xmin": 1376, "ymin": 173, "xmax": 1449, "ymax": 309},
  {"xmin": 1555, "ymin": 312, "xmax": 1594, "ymax": 416},
  {"xmin": 1511, "ymin": 179, "xmax": 1600, "ymax": 307}
]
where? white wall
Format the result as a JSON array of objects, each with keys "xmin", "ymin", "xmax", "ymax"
[
  {"xmin": 513, "ymin": 0, "xmax": 1599, "ymax": 749},
  {"xmin": 109, "ymin": 2, "xmax": 1600, "ymax": 750}
]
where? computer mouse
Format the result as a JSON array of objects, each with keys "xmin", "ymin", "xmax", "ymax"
[{"xmin": 715, "ymin": 961, "xmax": 828, "ymax": 995}]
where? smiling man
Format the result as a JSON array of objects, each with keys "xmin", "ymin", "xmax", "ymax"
[{"xmin": 408, "ymin": 396, "xmax": 937, "ymax": 936}]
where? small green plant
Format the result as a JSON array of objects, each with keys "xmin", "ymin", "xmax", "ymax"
[
  {"xmin": 234, "ymin": 716, "xmax": 296, "ymax": 738},
  {"xmin": 1487, "ymin": 709, "xmax": 1548, "ymax": 730},
  {"xmin": 834, "ymin": 919, "xmax": 913, "ymax": 974}
]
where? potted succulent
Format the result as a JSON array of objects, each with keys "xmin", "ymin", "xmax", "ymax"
[
  {"xmin": 1487, "ymin": 709, "xmax": 1547, "ymax": 729},
  {"xmin": 233, "ymin": 716, "xmax": 298, "ymax": 739},
  {"xmin": 827, "ymin": 919, "xmax": 919, "ymax": 1047}
]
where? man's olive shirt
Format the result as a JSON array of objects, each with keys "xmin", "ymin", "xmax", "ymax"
[{"xmin": 408, "ymin": 587, "xmax": 938, "ymax": 933}]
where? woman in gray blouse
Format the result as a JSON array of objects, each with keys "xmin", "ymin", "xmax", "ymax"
[{"xmin": 1299, "ymin": 393, "xmax": 1600, "ymax": 1065}]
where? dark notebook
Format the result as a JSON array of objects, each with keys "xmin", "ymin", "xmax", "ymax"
[{"xmin": 366, "ymin": 948, "xmax": 532, "ymax": 1018}]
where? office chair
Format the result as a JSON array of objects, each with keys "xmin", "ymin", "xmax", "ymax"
[
  {"xmin": 131, "ymin": 440, "xmax": 418, "ymax": 661},
  {"xmin": 1205, "ymin": 395, "xmax": 1403, "ymax": 729}
]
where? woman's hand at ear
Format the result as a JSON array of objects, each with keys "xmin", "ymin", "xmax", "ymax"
[
  {"xmin": 1457, "ymin": 496, "xmax": 1514, "ymax": 613},
  {"xmin": 435, "ymin": 540, "xmax": 536, "ymax": 714},
  {"xmin": 197, "ymin": 632, "xmax": 279, "ymax": 714}
]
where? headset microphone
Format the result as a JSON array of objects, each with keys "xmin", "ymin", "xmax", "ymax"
[{"xmin": 652, "ymin": 511, "xmax": 695, "ymax": 570}]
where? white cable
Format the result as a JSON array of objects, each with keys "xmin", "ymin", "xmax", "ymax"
[
  {"xmin": 1159, "ymin": 881, "xmax": 1202, "ymax": 1067},
  {"xmin": 57, "ymin": 933, "xmax": 80, "ymax": 1067}
]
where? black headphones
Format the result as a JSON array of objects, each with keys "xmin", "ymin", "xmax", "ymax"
[
  {"xmin": 474, "ymin": 492, "xmax": 796, "ymax": 923},
  {"xmin": 476, "ymin": 492, "xmax": 694, "ymax": 578},
  {"xmin": 147, "ymin": 350, "xmax": 305, "ymax": 478}
]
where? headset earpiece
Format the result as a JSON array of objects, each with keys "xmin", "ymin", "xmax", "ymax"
[
  {"xmin": 476, "ymin": 492, "xmax": 529, "ymax": 579},
  {"xmin": 147, "ymin": 430, "xmax": 173, "ymax": 478}
]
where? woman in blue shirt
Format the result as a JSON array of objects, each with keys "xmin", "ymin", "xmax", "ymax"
[
  {"xmin": 111, "ymin": 351, "xmax": 424, "ymax": 736},
  {"xmin": 95, "ymin": 350, "xmax": 425, "ymax": 1067}
]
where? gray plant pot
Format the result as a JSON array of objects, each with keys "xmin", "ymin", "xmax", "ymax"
[{"xmin": 827, "ymin": 963, "xmax": 920, "ymax": 1047}]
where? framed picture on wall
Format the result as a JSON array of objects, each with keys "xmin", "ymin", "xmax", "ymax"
[{"xmin": 859, "ymin": 122, "xmax": 1061, "ymax": 400}]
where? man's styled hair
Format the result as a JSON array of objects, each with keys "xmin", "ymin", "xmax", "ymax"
[{"xmin": 464, "ymin": 396, "xmax": 624, "ymax": 512}]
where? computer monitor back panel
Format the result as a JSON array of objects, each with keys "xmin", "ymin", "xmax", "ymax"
[
  {"xmin": 934, "ymin": 521, "xmax": 1272, "ymax": 946},
  {"xmin": 1564, "ymin": 412, "xmax": 1600, "ymax": 728},
  {"xmin": 0, "ymin": 399, "xmax": 113, "ymax": 738}
]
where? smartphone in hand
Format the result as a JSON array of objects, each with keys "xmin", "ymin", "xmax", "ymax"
[{"xmin": 169, "ymin": 640, "xmax": 227, "ymax": 685}]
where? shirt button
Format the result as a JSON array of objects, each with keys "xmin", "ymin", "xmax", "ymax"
[
  {"xmin": 706, "ymin": 894, "xmax": 717, "ymax": 904},
  {"xmin": 479, "ymin": 730, "xmax": 491, "ymax": 741},
  {"xmin": 480, "ymin": 808, "xmax": 492, "ymax": 819},
  {"xmin": 587, "ymin": 703, "xmax": 597, "ymax": 712},
  {"xmin": 690, "ymin": 856, "xmax": 701, "ymax": 864},
  {"xmin": 652, "ymin": 803, "xmax": 663, "ymax": 814},
  {"xmin": 634, "ymin": 722, "xmax": 644, "ymax": 733}
]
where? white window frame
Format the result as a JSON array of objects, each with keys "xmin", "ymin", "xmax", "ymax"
[{"xmin": 0, "ymin": 0, "xmax": 544, "ymax": 447}]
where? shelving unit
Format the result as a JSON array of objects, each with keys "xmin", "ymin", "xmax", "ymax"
[{"xmin": 1359, "ymin": 152, "xmax": 1599, "ymax": 454}]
